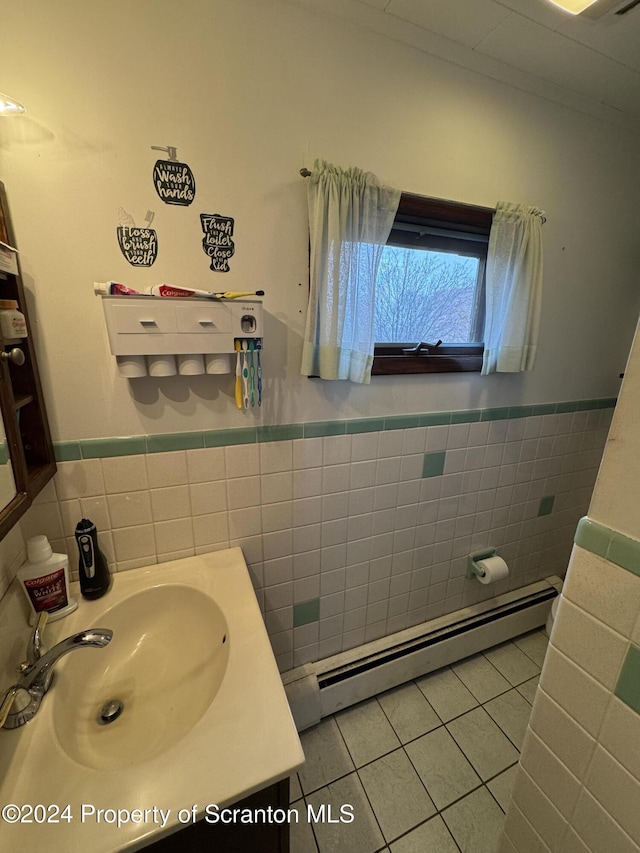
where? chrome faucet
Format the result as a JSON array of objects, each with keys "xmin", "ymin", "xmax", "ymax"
[{"xmin": 0, "ymin": 613, "xmax": 113, "ymax": 729}]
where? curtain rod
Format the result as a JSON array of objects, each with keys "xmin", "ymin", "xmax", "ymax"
[{"xmin": 299, "ymin": 167, "xmax": 545, "ymax": 223}]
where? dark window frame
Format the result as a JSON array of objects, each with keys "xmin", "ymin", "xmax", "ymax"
[{"xmin": 371, "ymin": 193, "xmax": 494, "ymax": 376}]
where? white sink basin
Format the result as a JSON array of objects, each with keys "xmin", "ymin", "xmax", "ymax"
[
  {"xmin": 0, "ymin": 548, "xmax": 303, "ymax": 853},
  {"xmin": 53, "ymin": 584, "xmax": 230, "ymax": 770}
]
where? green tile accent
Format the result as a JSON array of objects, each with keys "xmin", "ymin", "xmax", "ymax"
[
  {"xmin": 204, "ymin": 428, "xmax": 256, "ymax": 447},
  {"xmin": 419, "ymin": 412, "xmax": 451, "ymax": 427},
  {"xmin": 51, "ymin": 397, "xmax": 618, "ymax": 462},
  {"xmin": 146, "ymin": 432, "xmax": 204, "ymax": 453},
  {"xmin": 0, "ymin": 442, "xmax": 8, "ymax": 465},
  {"xmin": 257, "ymin": 424, "xmax": 304, "ymax": 442},
  {"xmin": 480, "ymin": 407, "xmax": 510, "ymax": 421},
  {"xmin": 508, "ymin": 405, "xmax": 533, "ymax": 419},
  {"xmin": 80, "ymin": 436, "xmax": 147, "ymax": 458},
  {"xmin": 53, "ymin": 441, "xmax": 82, "ymax": 462},
  {"xmin": 555, "ymin": 400, "xmax": 579, "ymax": 413},
  {"xmin": 575, "ymin": 399, "xmax": 600, "ymax": 411},
  {"xmin": 608, "ymin": 532, "xmax": 640, "ymax": 578},
  {"xmin": 345, "ymin": 418, "xmax": 382, "ymax": 435},
  {"xmin": 293, "ymin": 598, "xmax": 320, "ymax": 627},
  {"xmin": 384, "ymin": 414, "xmax": 421, "ymax": 430},
  {"xmin": 615, "ymin": 645, "xmax": 640, "ymax": 714},
  {"xmin": 304, "ymin": 420, "xmax": 347, "ymax": 438},
  {"xmin": 422, "ymin": 451, "xmax": 446, "ymax": 478},
  {"xmin": 450, "ymin": 409, "xmax": 481, "ymax": 424},
  {"xmin": 531, "ymin": 403, "xmax": 556, "ymax": 416},
  {"xmin": 538, "ymin": 495, "xmax": 555, "ymax": 517},
  {"xmin": 574, "ymin": 517, "xmax": 611, "ymax": 558}
]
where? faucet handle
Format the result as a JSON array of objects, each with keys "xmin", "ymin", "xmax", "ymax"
[
  {"xmin": 0, "ymin": 685, "xmax": 32, "ymax": 729},
  {"xmin": 19, "ymin": 612, "xmax": 49, "ymax": 675}
]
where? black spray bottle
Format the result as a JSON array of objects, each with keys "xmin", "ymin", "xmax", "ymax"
[{"xmin": 75, "ymin": 518, "xmax": 112, "ymax": 599}]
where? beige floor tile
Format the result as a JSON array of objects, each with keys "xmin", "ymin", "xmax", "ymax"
[
  {"xmin": 446, "ymin": 707, "xmax": 519, "ymax": 781},
  {"xmin": 405, "ymin": 727, "xmax": 480, "ymax": 810},
  {"xmin": 451, "ymin": 654, "xmax": 511, "ymax": 703},
  {"xmin": 484, "ymin": 641, "xmax": 541, "ymax": 686},
  {"xmin": 336, "ymin": 698, "xmax": 401, "ymax": 767},
  {"xmin": 290, "ymin": 810, "xmax": 319, "ymax": 853},
  {"xmin": 487, "ymin": 765, "xmax": 518, "ymax": 812},
  {"xmin": 390, "ymin": 816, "xmax": 459, "ymax": 853},
  {"xmin": 416, "ymin": 666, "xmax": 478, "ymax": 722},
  {"xmin": 513, "ymin": 629, "xmax": 549, "ymax": 667},
  {"xmin": 484, "ymin": 688, "xmax": 533, "ymax": 750},
  {"xmin": 358, "ymin": 749, "xmax": 436, "ymax": 842},
  {"xmin": 306, "ymin": 773, "xmax": 384, "ymax": 853},
  {"xmin": 516, "ymin": 675, "xmax": 540, "ymax": 705},
  {"xmin": 377, "ymin": 682, "xmax": 441, "ymax": 743},
  {"xmin": 442, "ymin": 786, "xmax": 505, "ymax": 853},
  {"xmin": 298, "ymin": 717, "xmax": 355, "ymax": 795}
]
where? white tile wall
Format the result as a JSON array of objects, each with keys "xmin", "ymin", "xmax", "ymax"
[
  {"xmin": 13, "ymin": 408, "xmax": 611, "ymax": 674},
  {"xmin": 500, "ymin": 542, "xmax": 640, "ymax": 852}
]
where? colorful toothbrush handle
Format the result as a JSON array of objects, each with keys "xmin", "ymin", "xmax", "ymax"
[
  {"xmin": 242, "ymin": 341, "xmax": 249, "ymax": 409},
  {"xmin": 249, "ymin": 341, "xmax": 255, "ymax": 407},
  {"xmin": 257, "ymin": 340, "xmax": 262, "ymax": 406},
  {"xmin": 234, "ymin": 341, "xmax": 242, "ymax": 409}
]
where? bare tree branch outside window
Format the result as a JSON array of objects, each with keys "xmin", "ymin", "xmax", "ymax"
[{"xmin": 374, "ymin": 246, "xmax": 480, "ymax": 343}]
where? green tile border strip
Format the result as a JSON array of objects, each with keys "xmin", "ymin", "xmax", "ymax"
[
  {"xmin": 53, "ymin": 397, "xmax": 616, "ymax": 461},
  {"xmin": 615, "ymin": 644, "xmax": 640, "ymax": 714},
  {"xmin": 575, "ymin": 517, "xmax": 640, "ymax": 578}
]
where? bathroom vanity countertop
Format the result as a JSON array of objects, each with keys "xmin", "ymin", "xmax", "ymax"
[{"xmin": 0, "ymin": 548, "xmax": 304, "ymax": 852}]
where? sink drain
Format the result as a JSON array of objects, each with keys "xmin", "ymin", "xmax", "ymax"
[{"xmin": 97, "ymin": 699, "xmax": 124, "ymax": 725}]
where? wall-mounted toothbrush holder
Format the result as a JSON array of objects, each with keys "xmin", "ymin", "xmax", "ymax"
[
  {"xmin": 99, "ymin": 295, "xmax": 263, "ymax": 380},
  {"xmin": 466, "ymin": 548, "xmax": 497, "ymax": 581}
]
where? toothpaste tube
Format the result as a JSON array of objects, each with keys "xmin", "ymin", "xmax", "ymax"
[
  {"xmin": 145, "ymin": 284, "xmax": 264, "ymax": 299},
  {"xmin": 94, "ymin": 281, "xmax": 144, "ymax": 296}
]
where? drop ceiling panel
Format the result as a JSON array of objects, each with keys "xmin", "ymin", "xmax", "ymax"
[
  {"xmin": 386, "ymin": 0, "xmax": 513, "ymax": 47},
  {"xmin": 557, "ymin": 13, "xmax": 640, "ymax": 72},
  {"xmin": 475, "ymin": 13, "xmax": 640, "ymax": 116},
  {"xmin": 358, "ymin": 0, "xmax": 391, "ymax": 9},
  {"xmin": 493, "ymin": 0, "xmax": 571, "ymax": 29}
]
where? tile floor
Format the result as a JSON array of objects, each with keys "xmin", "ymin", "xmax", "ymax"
[{"xmin": 290, "ymin": 628, "xmax": 549, "ymax": 853}]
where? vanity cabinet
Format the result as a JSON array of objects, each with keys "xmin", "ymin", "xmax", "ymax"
[
  {"xmin": 145, "ymin": 778, "xmax": 290, "ymax": 853},
  {"xmin": 0, "ymin": 182, "xmax": 56, "ymax": 538}
]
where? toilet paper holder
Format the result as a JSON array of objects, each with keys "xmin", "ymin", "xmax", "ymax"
[{"xmin": 466, "ymin": 548, "xmax": 497, "ymax": 580}]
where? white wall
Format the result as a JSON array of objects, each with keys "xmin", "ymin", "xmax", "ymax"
[{"xmin": 0, "ymin": 0, "xmax": 638, "ymax": 442}]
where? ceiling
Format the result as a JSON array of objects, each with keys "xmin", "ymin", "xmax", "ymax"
[{"xmin": 286, "ymin": 0, "xmax": 640, "ymax": 133}]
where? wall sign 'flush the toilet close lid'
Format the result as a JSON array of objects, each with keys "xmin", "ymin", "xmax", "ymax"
[
  {"xmin": 151, "ymin": 145, "xmax": 196, "ymax": 206},
  {"xmin": 200, "ymin": 213, "xmax": 235, "ymax": 272}
]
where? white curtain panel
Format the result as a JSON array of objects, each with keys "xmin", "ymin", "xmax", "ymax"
[
  {"xmin": 300, "ymin": 160, "xmax": 401, "ymax": 384},
  {"xmin": 482, "ymin": 201, "xmax": 545, "ymax": 375}
]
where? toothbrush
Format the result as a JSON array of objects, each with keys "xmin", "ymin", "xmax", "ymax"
[
  {"xmin": 234, "ymin": 340, "xmax": 243, "ymax": 410},
  {"xmin": 241, "ymin": 340, "xmax": 250, "ymax": 409},
  {"xmin": 249, "ymin": 340, "xmax": 256, "ymax": 407},
  {"xmin": 257, "ymin": 339, "xmax": 262, "ymax": 406}
]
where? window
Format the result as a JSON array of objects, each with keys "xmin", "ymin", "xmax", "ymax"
[{"xmin": 371, "ymin": 193, "xmax": 494, "ymax": 375}]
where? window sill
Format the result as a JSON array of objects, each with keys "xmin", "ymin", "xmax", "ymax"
[{"xmin": 372, "ymin": 346, "xmax": 483, "ymax": 375}]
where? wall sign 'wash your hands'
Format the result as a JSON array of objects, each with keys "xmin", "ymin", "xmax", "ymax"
[
  {"xmin": 116, "ymin": 208, "xmax": 158, "ymax": 267},
  {"xmin": 151, "ymin": 145, "xmax": 196, "ymax": 206},
  {"xmin": 200, "ymin": 213, "xmax": 235, "ymax": 272}
]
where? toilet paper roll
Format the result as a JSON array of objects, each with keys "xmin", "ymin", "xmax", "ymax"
[{"xmin": 476, "ymin": 555, "xmax": 509, "ymax": 585}]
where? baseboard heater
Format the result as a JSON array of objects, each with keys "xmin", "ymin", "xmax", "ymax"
[{"xmin": 283, "ymin": 576, "xmax": 562, "ymax": 731}]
